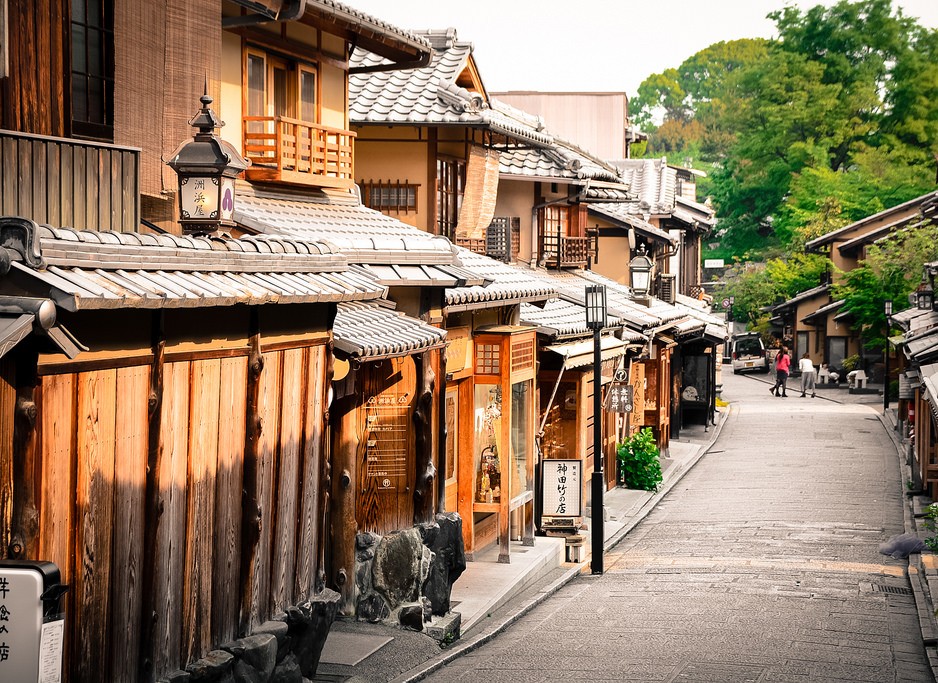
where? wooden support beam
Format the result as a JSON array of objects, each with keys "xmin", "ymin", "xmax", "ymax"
[
  {"xmin": 139, "ymin": 311, "xmax": 165, "ymax": 680},
  {"xmin": 239, "ymin": 308, "xmax": 264, "ymax": 635},
  {"xmin": 413, "ymin": 350, "xmax": 436, "ymax": 524},
  {"xmin": 331, "ymin": 368, "xmax": 359, "ymax": 616}
]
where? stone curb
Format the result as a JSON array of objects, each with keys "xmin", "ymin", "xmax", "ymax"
[
  {"xmin": 874, "ymin": 409, "xmax": 938, "ymax": 679},
  {"xmin": 391, "ymin": 406, "xmax": 730, "ymax": 683}
]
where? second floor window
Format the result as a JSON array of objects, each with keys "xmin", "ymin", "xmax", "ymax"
[
  {"xmin": 71, "ymin": 0, "xmax": 114, "ymax": 140},
  {"xmin": 246, "ymin": 48, "xmax": 318, "ymax": 125},
  {"xmin": 437, "ymin": 157, "xmax": 465, "ymax": 239}
]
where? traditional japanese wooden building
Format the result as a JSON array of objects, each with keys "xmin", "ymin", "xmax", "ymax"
[{"xmin": 0, "ymin": 216, "xmax": 385, "ymax": 680}]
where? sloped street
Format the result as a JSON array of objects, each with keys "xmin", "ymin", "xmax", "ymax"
[{"xmin": 426, "ymin": 372, "xmax": 932, "ymax": 682}]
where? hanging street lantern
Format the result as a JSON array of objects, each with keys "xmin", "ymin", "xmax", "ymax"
[
  {"xmin": 165, "ymin": 89, "xmax": 250, "ymax": 236},
  {"xmin": 915, "ymin": 276, "xmax": 934, "ymax": 311},
  {"xmin": 629, "ymin": 243, "xmax": 654, "ymax": 300}
]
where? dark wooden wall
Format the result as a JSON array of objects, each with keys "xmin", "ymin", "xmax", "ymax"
[
  {"xmin": 10, "ymin": 328, "xmax": 330, "ymax": 682},
  {"xmin": 1, "ymin": 0, "xmax": 69, "ymax": 137},
  {"xmin": 0, "ymin": 130, "xmax": 140, "ymax": 231}
]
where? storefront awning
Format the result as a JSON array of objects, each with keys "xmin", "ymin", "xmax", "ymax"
[
  {"xmin": 333, "ymin": 301, "xmax": 446, "ymax": 361},
  {"xmin": 545, "ymin": 335, "xmax": 627, "ymax": 369}
]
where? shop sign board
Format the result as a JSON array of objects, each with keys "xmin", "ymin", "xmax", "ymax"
[
  {"xmin": 541, "ymin": 459, "xmax": 581, "ymax": 518},
  {"xmin": 606, "ymin": 382, "xmax": 634, "ymax": 413}
]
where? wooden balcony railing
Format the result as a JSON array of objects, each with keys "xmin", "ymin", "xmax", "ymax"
[
  {"xmin": 539, "ymin": 226, "xmax": 596, "ymax": 269},
  {"xmin": 243, "ymin": 116, "xmax": 355, "ymax": 189},
  {"xmin": 0, "ymin": 129, "xmax": 140, "ymax": 231}
]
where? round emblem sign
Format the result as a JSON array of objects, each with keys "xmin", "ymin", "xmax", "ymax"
[{"xmin": 721, "ymin": 298, "xmax": 731, "ymax": 309}]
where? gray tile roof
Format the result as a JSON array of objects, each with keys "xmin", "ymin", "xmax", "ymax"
[
  {"xmin": 609, "ymin": 159, "xmax": 677, "ymax": 216},
  {"xmin": 444, "ymin": 247, "xmax": 555, "ymax": 311},
  {"xmin": 308, "ymin": 1, "xmax": 432, "ymax": 54},
  {"xmin": 234, "ymin": 187, "xmax": 459, "ymax": 266},
  {"xmin": 349, "ymin": 30, "xmax": 553, "ymax": 147},
  {"xmin": 673, "ymin": 196, "xmax": 716, "ymax": 228},
  {"xmin": 333, "ymin": 301, "xmax": 446, "ymax": 360},
  {"xmin": 772, "ymin": 285, "xmax": 830, "ymax": 312},
  {"xmin": 520, "ymin": 298, "xmax": 600, "ymax": 339},
  {"xmin": 589, "ymin": 204, "xmax": 677, "ymax": 246},
  {"xmin": 806, "ymin": 190, "xmax": 938, "ymax": 250},
  {"xmin": 9, "ymin": 222, "xmax": 385, "ymax": 311}
]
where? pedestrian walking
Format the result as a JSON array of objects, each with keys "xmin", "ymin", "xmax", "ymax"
[
  {"xmin": 771, "ymin": 346, "xmax": 790, "ymax": 397},
  {"xmin": 799, "ymin": 353, "xmax": 816, "ymax": 397}
]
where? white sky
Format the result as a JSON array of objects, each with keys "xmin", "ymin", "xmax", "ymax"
[{"xmin": 348, "ymin": 0, "xmax": 938, "ymax": 95}]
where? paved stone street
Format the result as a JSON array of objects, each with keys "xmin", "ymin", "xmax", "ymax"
[{"xmin": 426, "ymin": 372, "xmax": 933, "ymax": 682}]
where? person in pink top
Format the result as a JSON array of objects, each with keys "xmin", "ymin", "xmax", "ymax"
[{"xmin": 771, "ymin": 346, "xmax": 791, "ymax": 397}]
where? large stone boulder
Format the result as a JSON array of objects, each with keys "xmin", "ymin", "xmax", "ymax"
[
  {"xmin": 372, "ymin": 528, "xmax": 433, "ymax": 608},
  {"xmin": 284, "ymin": 589, "xmax": 341, "ymax": 678},
  {"xmin": 418, "ymin": 512, "xmax": 466, "ymax": 615}
]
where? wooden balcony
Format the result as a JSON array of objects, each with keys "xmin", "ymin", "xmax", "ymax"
[
  {"xmin": 243, "ymin": 116, "xmax": 355, "ymax": 190},
  {"xmin": 539, "ymin": 227, "xmax": 596, "ymax": 269},
  {"xmin": 0, "ymin": 129, "xmax": 140, "ymax": 232}
]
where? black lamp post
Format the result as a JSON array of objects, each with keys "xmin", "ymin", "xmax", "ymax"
[
  {"xmin": 629, "ymin": 243, "xmax": 654, "ymax": 303},
  {"xmin": 165, "ymin": 89, "xmax": 250, "ymax": 236},
  {"xmin": 585, "ymin": 284, "xmax": 607, "ymax": 575},
  {"xmin": 884, "ymin": 299, "xmax": 892, "ymax": 412}
]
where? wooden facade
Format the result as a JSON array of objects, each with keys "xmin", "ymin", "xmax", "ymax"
[{"xmin": 2, "ymin": 304, "xmax": 334, "ymax": 682}]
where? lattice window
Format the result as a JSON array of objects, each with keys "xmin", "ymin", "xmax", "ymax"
[
  {"xmin": 360, "ymin": 180, "xmax": 418, "ymax": 214},
  {"xmin": 476, "ymin": 343, "xmax": 500, "ymax": 375},
  {"xmin": 511, "ymin": 338, "xmax": 535, "ymax": 372}
]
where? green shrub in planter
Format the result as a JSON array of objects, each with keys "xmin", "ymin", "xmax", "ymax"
[{"xmin": 616, "ymin": 427, "xmax": 662, "ymax": 491}]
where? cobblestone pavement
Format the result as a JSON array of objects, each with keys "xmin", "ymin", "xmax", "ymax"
[{"xmin": 424, "ymin": 372, "xmax": 933, "ymax": 682}]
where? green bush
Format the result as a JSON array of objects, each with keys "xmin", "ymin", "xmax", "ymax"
[
  {"xmin": 616, "ymin": 428, "xmax": 662, "ymax": 492},
  {"xmin": 923, "ymin": 504, "xmax": 938, "ymax": 552}
]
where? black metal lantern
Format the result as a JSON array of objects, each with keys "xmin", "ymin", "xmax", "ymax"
[
  {"xmin": 165, "ymin": 90, "xmax": 250, "ymax": 235},
  {"xmin": 585, "ymin": 284, "xmax": 607, "ymax": 331},
  {"xmin": 629, "ymin": 243, "xmax": 654, "ymax": 298}
]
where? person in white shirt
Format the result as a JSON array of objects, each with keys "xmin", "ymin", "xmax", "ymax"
[{"xmin": 799, "ymin": 353, "xmax": 816, "ymax": 398}]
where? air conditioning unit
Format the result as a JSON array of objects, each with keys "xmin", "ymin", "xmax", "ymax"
[{"xmin": 658, "ymin": 273, "xmax": 676, "ymax": 304}]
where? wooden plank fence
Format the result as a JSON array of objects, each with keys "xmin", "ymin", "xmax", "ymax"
[{"xmin": 11, "ymin": 341, "xmax": 330, "ymax": 682}]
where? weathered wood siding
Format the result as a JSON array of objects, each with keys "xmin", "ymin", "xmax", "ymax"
[
  {"xmin": 31, "ymin": 340, "xmax": 330, "ymax": 681},
  {"xmin": 0, "ymin": 131, "xmax": 140, "ymax": 231}
]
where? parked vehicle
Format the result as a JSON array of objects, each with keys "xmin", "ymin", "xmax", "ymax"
[{"xmin": 731, "ymin": 333, "xmax": 770, "ymax": 374}]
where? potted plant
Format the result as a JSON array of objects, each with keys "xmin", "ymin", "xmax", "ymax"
[{"xmin": 616, "ymin": 427, "xmax": 663, "ymax": 491}]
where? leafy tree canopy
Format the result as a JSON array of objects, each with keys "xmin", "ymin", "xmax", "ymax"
[
  {"xmin": 631, "ymin": 0, "xmax": 938, "ymax": 262},
  {"xmin": 834, "ymin": 220, "xmax": 938, "ymax": 350}
]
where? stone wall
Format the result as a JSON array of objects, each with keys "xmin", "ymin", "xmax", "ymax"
[
  {"xmin": 355, "ymin": 512, "xmax": 466, "ymax": 637},
  {"xmin": 158, "ymin": 589, "xmax": 340, "ymax": 683}
]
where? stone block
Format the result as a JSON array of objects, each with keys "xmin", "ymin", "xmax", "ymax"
[
  {"xmin": 186, "ymin": 649, "xmax": 235, "ymax": 683},
  {"xmin": 270, "ymin": 653, "xmax": 303, "ymax": 683},
  {"xmin": 159, "ymin": 671, "xmax": 191, "ymax": 683},
  {"xmin": 283, "ymin": 589, "xmax": 341, "ymax": 678},
  {"xmin": 418, "ymin": 512, "xmax": 467, "ymax": 615},
  {"xmin": 399, "ymin": 604, "xmax": 425, "ymax": 631},
  {"xmin": 357, "ymin": 592, "xmax": 390, "ymax": 623},
  {"xmin": 424, "ymin": 611, "xmax": 461, "ymax": 644},
  {"xmin": 225, "ymin": 633, "xmax": 277, "ymax": 683}
]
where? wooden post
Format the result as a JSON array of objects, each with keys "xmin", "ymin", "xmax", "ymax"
[
  {"xmin": 9, "ymin": 346, "xmax": 40, "ymax": 559},
  {"xmin": 139, "ymin": 311, "xmax": 165, "ymax": 681},
  {"xmin": 331, "ymin": 366, "xmax": 359, "ymax": 615},
  {"xmin": 239, "ymin": 308, "xmax": 264, "ymax": 635},
  {"xmin": 0, "ymin": 356, "xmax": 16, "ymax": 559},
  {"xmin": 413, "ymin": 350, "xmax": 436, "ymax": 524},
  {"xmin": 317, "ymin": 338, "xmax": 336, "ymax": 594}
]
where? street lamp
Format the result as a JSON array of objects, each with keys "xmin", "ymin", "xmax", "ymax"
[
  {"xmin": 629, "ymin": 244, "xmax": 654, "ymax": 302},
  {"xmin": 884, "ymin": 299, "xmax": 892, "ymax": 413},
  {"xmin": 915, "ymin": 277, "xmax": 934, "ymax": 311},
  {"xmin": 585, "ymin": 284, "xmax": 606, "ymax": 575},
  {"xmin": 165, "ymin": 88, "xmax": 250, "ymax": 236}
]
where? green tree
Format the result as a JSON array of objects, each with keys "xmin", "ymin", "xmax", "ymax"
[{"xmin": 834, "ymin": 220, "xmax": 938, "ymax": 350}]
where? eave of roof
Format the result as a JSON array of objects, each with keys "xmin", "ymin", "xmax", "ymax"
[
  {"xmin": 333, "ymin": 301, "xmax": 446, "ymax": 360},
  {"xmin": 805, "ymin": 191, "xmax": 938, "ymax": 251}
]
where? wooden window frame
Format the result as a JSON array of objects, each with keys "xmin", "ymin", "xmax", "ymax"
[
  {"xmin": 69, "ymin": 0, "xmax": 115, "ymax": 141},
  {"xmin": 360, "ymin": 180, "xmax": 419, "ymax": 214},
  {"xmin": 436, "ymin": 156, "xmax": 466, "ymax": 240},
  {"xmin": 243, "ymin": 44, "xmax": 321, "ymax": 125}
]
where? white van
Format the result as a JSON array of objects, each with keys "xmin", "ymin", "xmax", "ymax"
[{"xmin": 731, "ymin": 333, "xmax": 769, "ymax": 374}]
